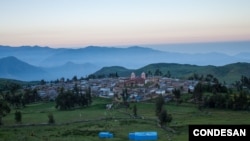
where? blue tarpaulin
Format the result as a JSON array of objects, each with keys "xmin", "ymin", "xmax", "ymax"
[
  {"xmin": 99, "ymin": 132, "xmax": 113, "ymax": 138},
  {"xmin": 129, "ymin": 131, "xmax": 158, "ymax": 140}
]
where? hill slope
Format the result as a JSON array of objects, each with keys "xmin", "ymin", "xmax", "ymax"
[
  {"xmin": 45, "ymin": 61, "xmax": 100, "ymax": 79},
  {"xmin": 0, "ymin": 56, "xmax": 49, "ymax": 81},
  {"xmin": 0, "ymin": 45, "xmax": 62, "ymax": 66},
  {"xmin": 93, "ymin": 62, "xmax": 250, "ymax": 83},
  {"xmin": 0, "ymin": 56, "xmax": 249, "ymax": 83}
]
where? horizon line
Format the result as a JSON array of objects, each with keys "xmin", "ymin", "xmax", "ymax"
[{"xmin": 1, "ymin": 40, "xmax": 250, "ymax": 49}]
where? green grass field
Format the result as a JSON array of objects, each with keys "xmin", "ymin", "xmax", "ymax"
[{"xmin": 1, "ymin": 97, "xmax": 250, "ymax": 141}]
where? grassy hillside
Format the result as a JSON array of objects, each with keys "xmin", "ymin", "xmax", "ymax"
[
  {"xmin": 0, "ymin": 78, "xmax": 39, "ymax": 90},
  {"xmin": 1, "ymin": 97, "xmax": 250, "ymax": 141},
  {"xmin": 94, "ymin": 66, "xmax": 131, "ymax": 77},
  {"xmin": 93, "ymin": 62, "xmax": 250, "ymax": 83}
]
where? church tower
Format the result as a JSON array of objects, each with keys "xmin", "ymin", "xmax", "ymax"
[
  {"xmin": 141, "ymin": 72, "xmax": 146, "ymax": 79},
  {"xmin": 131, "ymin": 72, "xmax": 136, "ymax": 79}
]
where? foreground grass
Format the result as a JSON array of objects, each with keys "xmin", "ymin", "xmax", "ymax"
[{"xmin": 1, "ymin": 98, "xmax": 250, "ymax": 141}]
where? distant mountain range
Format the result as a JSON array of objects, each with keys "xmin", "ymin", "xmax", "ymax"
[{"xmin": 0, "ymin": 44, "xmax": 250, "ymax": 81}]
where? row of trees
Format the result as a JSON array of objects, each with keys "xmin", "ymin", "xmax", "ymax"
[
  {"xmin": 0, "ymin": 108, "xmax": 22, "ymax": 125},
  {"xmin": 114, "ymin": 87, "xmax": 173, "ymax": 127},
  {"xmin": 118, "ymin": 89, "xmax": 173, "ymax": 127},
  {"xmin": 87, "ymin": 68, "xmax": 172, "ymax": 80},
  {"xmin": 1, "ymin": 88, "xmax": 41, "ymax": 109},
  {"xmin": 0, "ymin": 81, "xmax": 43, "ymax": 125},
  {"xmin": 147, "ymin": 69, "xmax": 171, "ymax": 78},
  {"xmin": 55, "ymin": 86, "xmax": 92, "ymax": 110},
  {"xmin": 87, "ymin": 72, "xmax": 119, "ymax": 79},
  {"xmin": 0, "ymin": 80, "xmax": 94, "ymax": 125},
  {"xmin": 203, "ymin": 91, "xmax": 249, "ymax": 110},
  {"xmin": 0, "ymin": 81, "xmax": 40, "ymax": 125},
  {"xmin": 234, "ymin": 75, "xmax": 250, "ymax": 91},
  {"xmin": 193, "ymin": 81, "xmax": 250, "ymax": 111}
]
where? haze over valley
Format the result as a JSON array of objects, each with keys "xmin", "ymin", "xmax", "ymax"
[{"xmin": 0, "ymin": 42, "xmax": 250, "ymax": 82}]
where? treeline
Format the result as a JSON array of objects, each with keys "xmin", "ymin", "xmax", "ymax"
[
  {"xmin": 234, "ymin": 75, "xmax": 250, "ymax": 91},
  {"xmin": 0, "ymin": 78, "xmax": 93, "ymax": 125},
  {"xmin": 55, "ymin": 85, "xmax": 92, "ymax": 110},
  {"xmin": 87, "ymin": 68, "xmax": 172, "ymax": 79},
  {"xmin": 0, "ymin": 82, "xmax": 41, "ymax": 108},
  {"xmin": 203, "ymin": 91, "xmax": 249, "ymax": 110},
  {"xmin": 191, "ymin": 74, "xmax": 250, "ymax": 111},
  {"xmin": 0, "ymin": 83, "xmax": 42, "ymax": 125},
  {"xmin": 87, "ymin": 72, "xmax": 119, "ymax": 79}
]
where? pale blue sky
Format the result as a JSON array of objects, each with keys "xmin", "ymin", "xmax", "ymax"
[{"xmin": 0, "ymin": 0, "xmax": 250, "ymax": 48}]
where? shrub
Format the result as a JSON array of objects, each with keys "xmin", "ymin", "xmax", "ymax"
[
  {"xmin": 48, "ymin": 112, "xmax": 55, "ymax": 124},
  {"xmin": 15, "ymin": 111, "xmax": 22, "ymax": 123}
]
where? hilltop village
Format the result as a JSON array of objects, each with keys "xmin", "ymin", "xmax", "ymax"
[{"xmin": 34, "ymin": 72, "xmax": 197, "ymax": 103}]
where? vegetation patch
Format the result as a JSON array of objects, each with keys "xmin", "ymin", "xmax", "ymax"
[{"xmin": 61, "ymin": 129, "xmax": 99, "ymax": 137}]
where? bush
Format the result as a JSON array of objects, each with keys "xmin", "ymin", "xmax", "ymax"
[
  {"xmin": 15, "ymin": 111, "xmax": 22, "ymax": 123},
  {"xmin": 48, "ymin": 113, "xmax": 55, "ymax": 124}
]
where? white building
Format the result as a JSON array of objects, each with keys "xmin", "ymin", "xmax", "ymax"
[
  {"xmin": 131, "ymin": 72, "xmax": 136, "ymax": 79},
  {"xmin": 141, "ymin": 72, "xmax": 146, "ymax": 79}
]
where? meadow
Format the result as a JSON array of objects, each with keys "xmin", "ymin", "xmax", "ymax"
[{"xmin": 1, "ymin": 97, "xmax": 250, "ymax": 141}]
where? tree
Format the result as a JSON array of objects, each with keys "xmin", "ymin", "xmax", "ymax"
[
  {"xmin": 7, "ymin": 82, "xmax": 21, "ymax": 94},
  {"xmin": 233, "ymin": 90, "xmax": 249, "ymax": 110},
  {"xmin": 98, "ymin": 74, "xmax": 106, "ymax": 79},
  {"xmin": 15, "ymin": 111, "xmax": 22, "ymax": 123},
  {"xmin": 115, "ymin": 72, "xmax": 119, "ymax": 78},
  {"xmin": 193, "ymin": 82, "xmax": 203, "ymax": 110},
  {"xmin": 154, "ymin": 68, "xmax": 162, "ymax": 76},
  {"xmin": 147, "ymin": 70, "xmax": 152, "ymax": 77},
  {"xmin": 73, "ymin": 84, "xmax": 79, "ymax": 94},
  {"xmin": 108, "ymin": 72, "xmax": 119, "ymax": 78},
  {"xmin": 85, "ymin": 87, "xmax": 92, "ymax": 106},
  {"xmin": 133, "ymin": 104, "xmax": 137, "ymax": 117},
  {"xmin": 0, "ymin": 99, "xmax": 11, "ymax": 125},
  {"xmin": 159, "ymin": 109, "xmax": 167, "ymax": 127},
  {"xmin": 10, "ymin": 93, "xmax": 23, "ymax": 108},
  {"xmin": 165, "ymin": 70, "xmax": 171, "ymax": 78},
  {"xmin": 48, "ymin": 112, "xmax": 55, "ymax": 124},
  {"xmin": 205, "ymin": 74, "xmax": 214, "ymax": 82},
  {"xmin": 87, "ymin": 74, "xmax": 96, "ymax": 80},
  {"xmin": 55, "ymin": 90, "xmax": 73, "ymax": 110},
  {"xmin": 121, "ymin": 88, "xmax": 130, "ymax": 110},
  {"xmin": 72, "ymin": 75, "xmax": 78, "ymax": 82},
  {"xmin": 55, "ymin": 87, "xmax": 93, "ymax": 110},
  {"xmin": 60, "ymin": 77, "xmax": 65, "ymax": 83},
  {"xmin": 188, "ymin": 73, "xmax": 200, "ymax": 81},
  {"xmin": 40, "ymin": 79, "xmax": 46, "ymax": 85},
  {"xmin": 172, "ymin": 88, "xmax": 181, "ymax": 105},
  {"xmin": 23, "ymin": 88, "xmax": 41, "ymax": 105},
  {"xmin": 240, "ymin": 75, "xmax": 250, "ymax": 89},
  {"xmin": 159, "ymin": 109, "xmax": 172, "ymax": 127},
  {"xmin": 121, "ymin": 88, "xmax": 129, "ymax": 103},
  {"xmin": 155, "ymin": 94, "xmax": 165, "ymax": 117},
  {"xmin": 2, "ymin": 82, "xmax": 23, "ymax": 108}
]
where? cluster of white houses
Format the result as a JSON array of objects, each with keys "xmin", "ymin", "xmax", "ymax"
[{"xmin": 34, "ymin": 72, "xmax": 197, "ymax": 102}]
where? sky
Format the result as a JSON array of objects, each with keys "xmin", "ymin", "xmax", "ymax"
[{"xmin": 0, "ymin": 0, "xmax": 250, "ymax": 51}]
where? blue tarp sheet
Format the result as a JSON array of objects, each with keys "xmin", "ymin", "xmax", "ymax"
[
  {"xmin": 129, "ymin": 131, "xmax": 158, "ymax": 140},
  {"xmin": 99, "ymin": 132, "xmax": 113, "ymax": 138}
]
